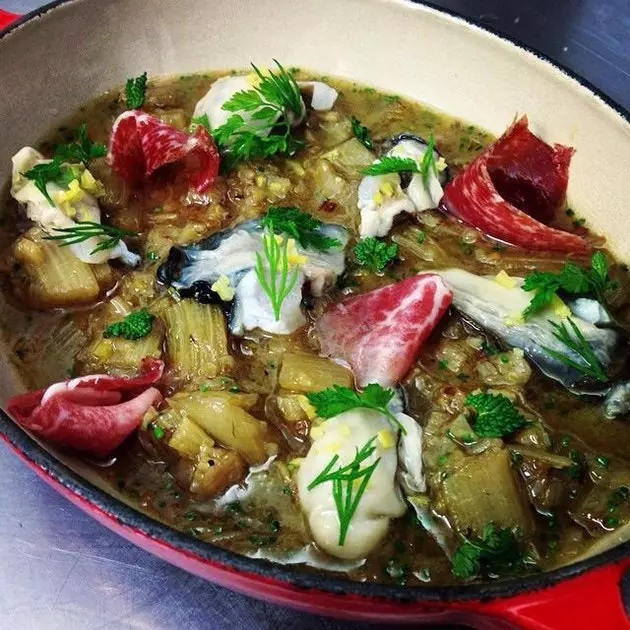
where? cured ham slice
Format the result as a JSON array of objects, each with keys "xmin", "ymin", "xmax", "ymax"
[
  {"xmin": 315, "ymin": 274, "xmax": 452, "ymax": 387},
  {"xmin": 442, "ymin": 116, "xmax": 590, "ymax": 254},
  {"xmin": 7, "ymin": 358, "xmax": 164, "ymax": 457},
  {"xmin": 107, "ymin": 111, "xmax": 220, "ymax": 193}
]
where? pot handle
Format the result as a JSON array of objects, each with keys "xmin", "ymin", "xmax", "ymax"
[
  {"xmin": 0, "ymin": 9, "xmax": 21, "ymax": 30},
  {"xmin": 480, "ymin": 558, "xmax": 630, "ymax": 629}
]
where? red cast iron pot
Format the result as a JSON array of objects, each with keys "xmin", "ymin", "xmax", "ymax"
[{"xmin": 1, "ymin": 2, "xmax": 630, "ymax": 628}]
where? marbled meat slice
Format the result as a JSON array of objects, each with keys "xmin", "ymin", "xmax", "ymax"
[
  {"xmin": 315, "ymin": 274, "xmax": 452, "ymax": 387},
  {"xmin": 442, "ymin": 116, "xmax": 589, "ymax": 253},
  {"xmin": 7, "ymin": 358, "xmax": 164, "ymax": 456},
  {"xmin": 107, "ymin": 111, "xmax": 220, "ymax": 193}
]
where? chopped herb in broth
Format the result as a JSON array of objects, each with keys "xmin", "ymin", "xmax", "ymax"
[{"xmin": 2, "ymin": 64, "xmax": 630, "ymax": 588}]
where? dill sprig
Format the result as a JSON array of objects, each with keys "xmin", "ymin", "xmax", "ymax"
[
  {"xmin": 44, "ymin": 221, "xmax": 138, "ymax": 255},
  {"xmin": 254, "ymin": 224, "xmax": 299, "ymax": 321},
  {"xmin": 307, "ymin": 435, "xmax": 381, "ymax": 546},
  {"xmin": 542, "ymin": 317, "xmax": 608, "ymax": 382},
  {"xmin": 214, "ymin": 60, "xmax": 304, "ymax": 169}
]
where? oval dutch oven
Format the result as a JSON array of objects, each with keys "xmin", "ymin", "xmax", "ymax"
[{"xmin": 1, "ymin": 1, "xmax": 630, "ymax": 627}]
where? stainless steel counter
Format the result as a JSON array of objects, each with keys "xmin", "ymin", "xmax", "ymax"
[{"xmin": 1, "ymin": 1, "xmax": 629, "ymax": 628}]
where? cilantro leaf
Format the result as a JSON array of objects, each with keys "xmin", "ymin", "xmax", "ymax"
[
  {"xmin": 23, "ymin": 160, "xmax": 80, "ymax": 206},
  {"xmin": 361, "ymin": 156, "xmax": 420, "ymax": 177},
  {"xmin": 465, "ymin": 392, "xmax": 527, "ymax": 438},
  {"xmin": 307, "ymin": 384, "xmax": 405, "ymax": 433},
  {"xmin": 103, "ymin": 308, "xmax": 154, "ymax": 340},
  {"xmin": 125, "ymin": 72, "xmax": 147, "ymax": 109},
  {"xmin": 522, "ymin": 252, "xmax": 612, "ymax": 319},
  {"xmin": 261, "ymin": 206, "xmax": 341, "ymax": 251},
  {"xmin": 353, "ymin": 237, "xmax": 398, "ymax": 273},
  {"xmin": 54, "ymin": 123, "xmax": 107, "ymax": 165},
  {"xmin": 451, "ymin": 523, "xmax": 530, "ymax": 580},
  {"xmin": 350, "ymin": 116, "xmax": 373, "ymax": 150}
]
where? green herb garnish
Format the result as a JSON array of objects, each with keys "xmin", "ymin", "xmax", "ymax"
[
  {"xmin": 254, "ymin": 225, "xmax": 299, "ymax": 321},
  {"xmin": 261, "ymin": 206, "xmax": 340, "ymax": 251},
  {"xmin": 307, "ymin": 383, "xmax": 405, "ymax": 434},
  {"xmin": 350, "ymin": 116, "xmax": 373, "ymax": 150},
  {"xmin": 23, "ymin": 160, "xmax": 80, "ymax": 206},
  {"xmin": 125, "ymin": 72, "xmax": 148, "ymax": 109},
  {"xmin": 353, "ymin": 237, "xmax": 398, "ymax": 273},
  {"xmin": 465, "ymin": 392, "xmax": 528, "ymax": 438},
  {"xmin": 43, "ymin": 221, "xmax": 138, "ymax": 255},
  {"xmin": 103, "ymin": 308, "xmax": 154, "ymax": 340},
  {"xmin": 419, "ymin": 132, "xmax": 438, "ymax": 187},
  {"xmin": 307, "ymin": 435, "xmax": 381, "ymax": 546},
  {"xmin": 214, "ymin": 60, "xmax": 304, "ymax": 168},
  {"xmin": 541, "ymin": 317, "xmax": 608, "ymax": 382},
  {"xmin": 54, "ymin": 123, "xmax": 107, "ymax": 164},
  {"xmin": 522, "ymin": 251, "xmax": 614, "ymax": 318},
  {"xmin": 451, "ymin": 523, "xmax": 529, "ymax": 579},
  {"xmin": 361, "ymin": 155, "xmax": 419, "ymax": 177},
  {"xmin": 188, "ymin": 113, "xmax": 212, "ymax": 134}
]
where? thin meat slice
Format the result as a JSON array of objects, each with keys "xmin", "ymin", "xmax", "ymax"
[
  {"xmin": 442, "ymin": 116, "xmax": 590, "ymax": 254},
  {"xmin": 315, "ymin": 274, "xmax": 452, "ymax": 387},
  {"xmin": 107, "ymin": 111, "xmax": 220, "ymax": 193},
  {"xmin": 7, "ymin": 358, "xmax": 164, "ymax": 457}
]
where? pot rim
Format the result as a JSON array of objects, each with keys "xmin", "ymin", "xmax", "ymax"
[{"xmin": 1, "ymin": 0, "xmax": 630, "ymax": 604}]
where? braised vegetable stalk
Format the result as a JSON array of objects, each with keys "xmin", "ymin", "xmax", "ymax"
[{"xmin": 307, "ymin": 435, "xmax": 381, "ymax": 545}]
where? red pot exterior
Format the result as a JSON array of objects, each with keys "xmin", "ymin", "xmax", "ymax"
[{"xmin": 3, "ymin": 431, "xmax": 630, "ymax": 629}]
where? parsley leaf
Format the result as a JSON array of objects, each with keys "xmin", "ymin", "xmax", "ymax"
[
  {"xmin": 350, "ymin": 116, "xmax": 373, "ymax": 150},
  {"xmin": 353, "ymin": 237, "xmax": 398, "ymax": 273},
  {"xmin": 261, "ymin": 206, "xmax": 341, "ymax": 251},
  {"xmin": 104, "ymin": 308, "xmax": 154, "ymax": 340},
  {"xmin": 307, "ymin": 384, "xmax": 405, "ymax": 434},
  {"xmin": 465, "ymin": 392, "xmax": 527, "ymax": 438},
  {"xmin": 54, "ymin": 123, "xmax": 107, "ymax": 165},
  {"xmin": 451, "ymin": 523, "xmax": 529, "ymax": 580},
  {"xmin": 125, "ymin": 72, "xmax": 147, "ymax": 109},
  {"xmin": 23, "ymin": 160, "xmax": 80, "ymax": 206},
  {"xmin": 361, "ymin": 156, "xmax": 420, "ymax": 177},
  {"xmin": 522, "ymin": 253, "xmax": 612, "ymax": 319}
]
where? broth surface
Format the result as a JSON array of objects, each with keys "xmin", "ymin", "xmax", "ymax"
[{"xmin": 2, "ymin": 69, "xmax": 629, "ymax": 586}]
